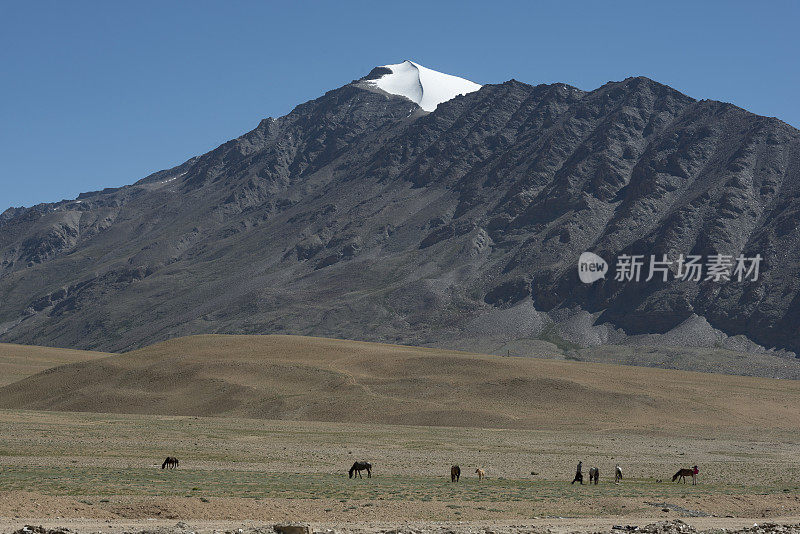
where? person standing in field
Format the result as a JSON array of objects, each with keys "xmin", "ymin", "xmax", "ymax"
[{"xmin": 572, "ymin": 461, "xmax": 584, "ymax": 484}]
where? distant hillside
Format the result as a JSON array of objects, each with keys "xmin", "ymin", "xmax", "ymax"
[
  {"xmin": 1, "ymin": 335, "xmax": 798, "ymax": 432},
  {"xmin": 1, "ymin": 63, "xmax": 799, "ymax": 373},
  {"xmin": 0, "ymin": 343, "xmax": 110, "ymax": 386}
]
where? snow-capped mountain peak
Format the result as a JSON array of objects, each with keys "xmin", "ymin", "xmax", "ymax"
[{"xmin": 363, "ymin": 60, "xmax": 481, "ymax": 112}]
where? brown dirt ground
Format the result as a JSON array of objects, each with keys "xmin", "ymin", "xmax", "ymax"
[{"xmin": 0, "ymin": 409, "xmax": 798, "ymax": 531}]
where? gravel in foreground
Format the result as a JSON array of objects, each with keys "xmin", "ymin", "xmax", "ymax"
[{"xmin": 10, "ymin": 520, "xmax": 800, "ymax": 534}]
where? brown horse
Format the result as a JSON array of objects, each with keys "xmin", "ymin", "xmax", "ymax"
[
  {"xmin": 348, "ymin": 461, "xmax": 372, "ymax": 478},
  {"xmin": 161, "ymin": 456, "xmax": 179, "ymax": 469},
  {"xmin": 589, "ymin": 467, "xmax": 599, "ymax": 485},
  {"xmin": 672, "ymin": 465, "xmax": 698, "ymax": 484},
  {"xmin": 451, "ymin": 465, "xmax": 461, "ymax": 482},
  {"xmin": 475, "ymin": 468, "xmax": 485, "ymax": 480}
]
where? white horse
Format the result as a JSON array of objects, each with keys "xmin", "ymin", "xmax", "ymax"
[{"xmin": 615, "ymin": 464, "xmax": 623, "ymax": 483}]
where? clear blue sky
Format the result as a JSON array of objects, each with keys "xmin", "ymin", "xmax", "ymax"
[{"xmin": 1, "ymin": 0, "xmax": 798, "ymax": 210}]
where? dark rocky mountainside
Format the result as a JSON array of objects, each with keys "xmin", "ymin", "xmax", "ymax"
[{"xmin": 2, "ymin": 69, "xmax": 799, "ymax": 372}]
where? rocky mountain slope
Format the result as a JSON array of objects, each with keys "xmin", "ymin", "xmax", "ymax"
[{"xmin": 1, "ymin": 62, "xmax": 799, "ymax": 369}]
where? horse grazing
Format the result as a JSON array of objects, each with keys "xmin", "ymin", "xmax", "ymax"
[
  {"xmin": 348, "ymin": 461, "xmax": 372, "ymax": 479},
  {"xmin": 475, "ymin": 468, "xmax": 485, "ymax": 480},
  {"xmin": 672, "ymin": 465, "xmax": 699, "ymax": 484},
  {"xmin": 450, "ymin": 465, "xmax": 461, "ymax": 482},
  {"xmin": 615, "ymin": 464, "xmax": 623, "ymax": 483},
  {"xmin": 588, "ymin": 467, "xmax": 599, "ymax": 485},
  {"xmin": 161, "ymin": 456, "xmax": 179, "ymax": 469}
]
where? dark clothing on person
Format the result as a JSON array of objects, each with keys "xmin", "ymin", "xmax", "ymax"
[{"xmin": 571, "ymin": 461, "xmax": 583, "ymax": 484}]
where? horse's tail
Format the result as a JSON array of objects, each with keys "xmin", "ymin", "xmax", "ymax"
[{"xmin": 672, "ymin": 470, "xmax": 681, "ymax": 482}]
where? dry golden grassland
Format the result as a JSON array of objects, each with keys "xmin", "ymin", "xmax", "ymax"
[
  {"xmin": 0, "ymin": 343, "xmax": 110, "ymax": 386},
  {"xmin": 0, "ymin": 335, "xmax": 798, "ymax": 528},
  {"xmin": 0, "ymin": 409, "xmax": 798, "ymax": 523},
  {"xmin": 2, "ymin": 335, "xmax": 799, "ymax": 433}
]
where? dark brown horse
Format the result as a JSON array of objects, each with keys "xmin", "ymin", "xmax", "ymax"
[
  {"xmin": 589, "ymin": 467, "xmax": 599, "ymax": 485},
  {"xmin": 672, "ymin": 465, "xmax": 698, "ymax": 484},
  {"xmin": 349, "ymin": 461, "xmax": 372, "ymax": 478},
  {"xmin": 450, "ymin": 465, "xmax": 461, "ymax": 482},
  {"xmin": 161, "ymin": 456, "xmax": 179, "ymax": 469}
]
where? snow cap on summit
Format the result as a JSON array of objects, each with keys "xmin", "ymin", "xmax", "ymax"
[{"xmin": 364, "ymin": 60, "xmax": 481, "ymax": 112}]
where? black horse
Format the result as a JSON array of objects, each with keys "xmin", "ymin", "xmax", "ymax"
[
  {"xmin": 348, "ymin": 461, "xmax": 372, "ymax": 478},
  {"xmin": 450, "ymin": 465, "xmax": 461, "ymax": 482},
  {"xmin": 161, "ymin": 456, "xmax": 179, "ymax": 469}
]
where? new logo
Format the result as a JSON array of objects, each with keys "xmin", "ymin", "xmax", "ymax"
[{"xmin": 578, "ymin": 252, "xmax": 608, "ymax": 284}]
